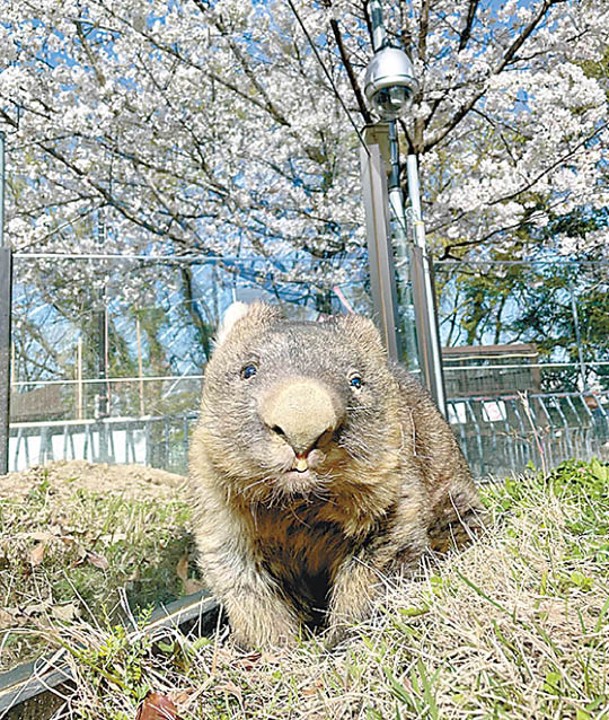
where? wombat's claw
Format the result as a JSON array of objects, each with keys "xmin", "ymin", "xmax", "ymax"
[{"xmin": 323, "ymin": 624, "xmax": 349, "ymax": 650}]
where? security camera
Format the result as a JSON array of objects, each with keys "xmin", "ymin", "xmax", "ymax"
[{"xmin": 363, "ymin": 47, "xmax": 418, "ymax": 121}]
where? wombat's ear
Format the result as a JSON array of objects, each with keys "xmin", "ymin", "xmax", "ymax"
[
  {"xmin": 215, "ymin": 302, "xmax": 282, "ymax": 347},
  {"xmin": 338, "ymin": 314, "xmax": 387, "ymax": 359}
]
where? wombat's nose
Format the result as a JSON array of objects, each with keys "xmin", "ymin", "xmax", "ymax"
[{"xmin": 259, "ymin": 378, "xmax": 344, "ymax": 456}]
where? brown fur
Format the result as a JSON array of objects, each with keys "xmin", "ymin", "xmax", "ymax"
[{"xmin": 188, "ymin": 303, "xmax": 484, "ymax": 647}]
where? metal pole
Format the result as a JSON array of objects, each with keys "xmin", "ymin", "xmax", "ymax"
[
  {"xmin": 359, "ymin": 138, "xmax": 401, "ymax": 360},
  {"xmin": 0, "ymin": 131, "xmax": 4, "ymax": 249},
  {"xmin": 366, "ymin": 0, "xmax": 444, "ymax": 409},
  {"xmin": 136, "ymin": 316, "xmax": 145, "ymax": 416},
  {"xmin": 406, "ymin": 154, "xmax": 447, "ymax": 416},
  {"xmin": 0, "ymin": 131, "xmax": 12, "ymax": 474},
  {"xmin": 369, "ymin": 0, "xmax": 387, "ymax": 51},
  {"xmin": 569, "ymin": 284, "xmax": 587, "ymax": 391},
  {"xmin": 387, "ymin": 121, "xmax": 419, "ymax": 370},
  {"xmin": 94, "ymin": 212, "xmax": 109, "ymax": 461},
  {"xmin": 77, "ymin": 337, "xmax": 83, "ymax": 420}
]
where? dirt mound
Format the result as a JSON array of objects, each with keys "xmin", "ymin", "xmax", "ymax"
[{"xmin": 0, "ymin": 460, "xmax": 186, "ymax": 501}]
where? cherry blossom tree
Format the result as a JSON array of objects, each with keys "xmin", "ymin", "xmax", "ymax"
[
  {"xmin": 396, "ymin": 0, "xmax": 609, "ymax": 260},
  {"xmin": 1, "ymin": 0, "xmax": 608, "ymax": 392},
  {"xmin": 2, "ymin": 0, "xmax": 607, "ymax": 262},
  {"xmin": 0, "ymin": 0, "xmax": 363, "ymax": 272}
]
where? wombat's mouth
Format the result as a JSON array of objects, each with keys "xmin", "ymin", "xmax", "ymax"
[
  {"xmin": 276, "ymin": 468, "xmax": 327, "ymax": 496},
  {"xmin": 267, "ymin": 450, "xmax": 333, "ymax": 496},
  {"xmin": 241, "ymin": 446, "xmax": 339, "ymax": 501},
  {"xmin": 283, "ymin": 467, "xmax": 313, "ymax": 482},
  {"xmin": 291, "ymin": 450, "xmax": 323, "ymax": 471}
]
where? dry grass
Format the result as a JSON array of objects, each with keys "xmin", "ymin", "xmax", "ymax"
[
  {"xmin": 0, "ymin": 462, "xmax": 198, "ymax": 672},
  {"xmin": 37, "ymin": 459, "xmax": 609, "ymax": 720}
]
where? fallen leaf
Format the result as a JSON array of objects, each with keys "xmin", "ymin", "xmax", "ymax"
[
  {"xmin": 0, "ymin": 607, "xmax": 32, "ymax": 630},
  {"xmin": 169, "ymin": 689, "xmax": 193, "ymax": 705},
  {"xmin": 215, "ymin": 680, "xmax": 243, "ymax": 702},
  {"xmin": 22, "ymin": 601, "xmax": 51, "ymax": 617},
  {"xmin": 231, "ymin": 650, "xmax": 262, "ymax": 671},
  {"xmin": 51, "ymin": 603, "xmax": 79, "ymax": 622},
  {"xmin": 135, "ymin": 691, "xmax": 178, "ymax": 720},
  {"xmin": 99, "ymin": 532, "xmax": 127, "ymax": 544},
  {"xmin": 176, "ymin": 554, "xmax": 189, "ymax": 583},
  {"xmin": 302, "ymin": 678, "xmax": 324, "ymax": 696},
  {"xmin": 70, "ymin": 544, "xmax": 88, "ymax": 566},
  {"xmin": 0, "ymin": 608, "xmax": 27, "ymax": 628},
  {"xmin": 30, "ymin": 542, "xmax": 47, "ymax": 567},
  {"xmin": 18, "ymin": 531, "xmax": 53, "ymax": 542},
  {"xmin": 183, "ymin": 578, "xmax": 205, "ymax": 595},
  {"xmin": 86, "ymin": 551, "xmax": 109, "ymax": 571}
]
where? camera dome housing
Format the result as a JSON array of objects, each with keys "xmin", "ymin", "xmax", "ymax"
[{"xmin": 364, "ymin": 47, "xmax": 418, "ymax": 120}]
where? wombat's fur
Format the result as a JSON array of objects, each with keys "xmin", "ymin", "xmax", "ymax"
[{"xmin": 189, "ymin": 302, "xmax": 484, "ymax": 648}]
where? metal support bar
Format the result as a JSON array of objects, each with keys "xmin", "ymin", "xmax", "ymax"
[
  {"xmin": 359, "ymin": 140, "xmax": 401, "ymax": 360},
  {"xmin": 406, "ymin": 155, "xmax": 447, "ymax": 416},
  {"xmin": 0, "ymin": 590, "xmax": 219, "ymax": 720},
  {"xmin": 0, "ymin": 246, "xmax": 12, "ymax": 475},
  {"xmin": 95, "ymin": 213, "xmax": 109, "ymax": 423},
  {"xmin": 408, "ymin": 244, "xmax": 446, "ymax": 413},
  {"xmin": 569, "ymin": 285, "xmax": 587, "ymax": 391}
]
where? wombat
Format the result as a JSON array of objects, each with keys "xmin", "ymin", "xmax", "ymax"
[{"xmin": 189, "ymin": 302, "xmax": 484, "ymax": 648}]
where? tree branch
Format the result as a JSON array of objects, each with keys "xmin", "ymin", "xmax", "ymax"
[
  {"xmin": 488, "ymin": 122, "xmax": 607, "ymax": 206},
  {"xmin": 329, "ymin": 17, "xmax": 372, "ymax": 124},
  {"xmin": 190, "ymin": 0, "xmax": 291, "ymax": 127},
  {"xmin": 424, "ymin": 0, "xmax": 567, "ymax": 153},
  {"xmin": 458, "ymin": 0, "xmax": 480, "ymax": 51}
]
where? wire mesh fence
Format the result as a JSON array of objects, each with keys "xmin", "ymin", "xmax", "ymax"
[
  {"xmin": 448, "ymin": 391, "xmax": 609, "ymax": 479},
  {"xmin": 5, "ymin": 252, "xmax": 609, "ymax": 478},
  {"xmin": 10, "ymin": 414, "xmax": 198, "ymax": 475}
]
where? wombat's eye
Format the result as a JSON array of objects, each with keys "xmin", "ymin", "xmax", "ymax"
[
  {"xmin": 349, "ymin": 373, "xmax": 363, "ymax": 390},
  {"xmin": 240, "ymin": 364, "xmax": 258, "ymax": 380}
]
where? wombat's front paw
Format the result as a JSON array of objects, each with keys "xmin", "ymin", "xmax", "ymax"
[
  {"xmin": 228, "ymin": 611, "xmax": 301, "ymax": 650},
  {"xmin": 323, "ymin": 620, "xmax": 354, "ymax": 650},
  {"xmin": 231, "ymin": 627, "xmax": 298, "ymax": 650}
]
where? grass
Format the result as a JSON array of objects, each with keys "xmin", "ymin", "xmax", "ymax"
[
  {"xmin": 0, "ymin": 465, "xmax": 199, "ymax": 672},
  {"xmin": 2, "ymin": 459, "xmax": 609, "ymax": 719}
]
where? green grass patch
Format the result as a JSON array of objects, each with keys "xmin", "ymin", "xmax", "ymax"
[
  {"xmin": 0, "ymin": 465, "xmax": 198, "ymax": 672},
  {"xmin": 2, "ymin": 458, "xmax": 608, "ymax": 719}
]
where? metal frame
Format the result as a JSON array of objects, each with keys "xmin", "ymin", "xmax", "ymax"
[
  {"xmin": 0, "ymin": 591, "xmax": 219, "ymax": 719},
  {"xmin": 359, "ymin": 138, "xmax": 401, "ymax": 360},
  {"xmin": 0, "ymin": 246, "xmax": 11, "ymax": 475}
]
